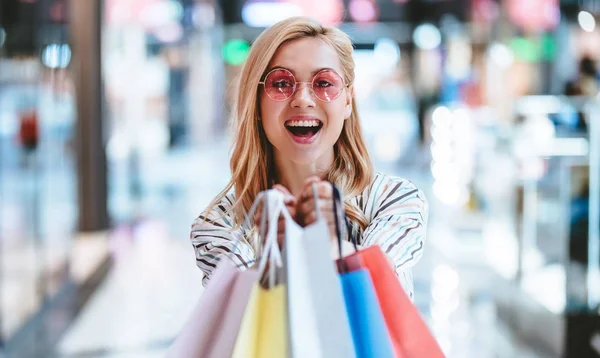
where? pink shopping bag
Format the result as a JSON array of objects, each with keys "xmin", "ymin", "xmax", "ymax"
[{"xmin": 166, "ymin": 260, "xmax": 259, "ymax": 357}]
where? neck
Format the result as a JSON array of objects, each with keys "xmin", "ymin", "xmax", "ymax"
[{"xmin": 273, "ymin": 149, "xmax": 334, "ymax": 198}]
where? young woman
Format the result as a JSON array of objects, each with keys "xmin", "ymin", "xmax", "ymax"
[{"xmin": 191, "ymin": 17, "xmax": 428, "ymax": 300}]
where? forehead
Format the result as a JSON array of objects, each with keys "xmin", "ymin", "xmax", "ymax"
[{"xmin": 268, "ymin": 37, "xmax": 343, "ymax": 76}]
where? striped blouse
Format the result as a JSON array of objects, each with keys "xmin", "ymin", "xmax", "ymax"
[{"xmin": 190, "ymin": 172, "xmax": 428, "ymax": 300}]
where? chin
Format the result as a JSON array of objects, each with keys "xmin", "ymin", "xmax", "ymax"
[{"xmin": 287, "ymin": 151, "xmax": 323, "ymax": 166}]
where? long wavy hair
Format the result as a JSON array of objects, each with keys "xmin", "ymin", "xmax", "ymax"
[{"xmin": 207, "ymin": 16, "xmax": 374, "ymax": 231}]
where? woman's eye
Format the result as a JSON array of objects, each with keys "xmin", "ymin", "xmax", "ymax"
[
  {"xmin": 272, "ymin": 79, "xmax": 293, "ymax": 88},
  {"xmin": 315, "ymin": 80, "xmax": 333, "ymax": 88}
]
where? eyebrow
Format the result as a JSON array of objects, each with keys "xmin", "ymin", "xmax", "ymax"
[{"xmin": 266, "ymin": 66, "xmax": 337, "ymax": 77}]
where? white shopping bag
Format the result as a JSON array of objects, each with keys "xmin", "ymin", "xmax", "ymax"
[{"xmin": 284, "ymin": 183, "xmax": 356, "ymax": 358}]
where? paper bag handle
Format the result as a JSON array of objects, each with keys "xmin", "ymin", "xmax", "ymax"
[
  {"xmin": 222, "ymin": 190, "xmax": 269, "ymax": 267},
  {"xmin": 228, "ymin": 190, "xmax": 284, "ymax": 285},
  {"xmin": 330, "ymin": 182, "xmax": 359, "ymax": 272}
]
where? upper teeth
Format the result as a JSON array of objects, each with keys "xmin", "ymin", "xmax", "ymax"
[{"xmin": 287, "ymin": 120, "xmax": 320, "ymax": 127}]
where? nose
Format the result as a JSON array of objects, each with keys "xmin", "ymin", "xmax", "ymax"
[{"xmin": 290, "ymin": 82, "xmax": 315, "ymax": 108}]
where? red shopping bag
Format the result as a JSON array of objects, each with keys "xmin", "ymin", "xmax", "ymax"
[{"xmin": 344, "ymin": 246, "xmax": 445, "ymax": 358}]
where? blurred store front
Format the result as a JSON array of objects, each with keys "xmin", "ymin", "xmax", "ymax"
[{"xmin": 0, "ymin": 0, "xmax": 82, "ymax": 347}]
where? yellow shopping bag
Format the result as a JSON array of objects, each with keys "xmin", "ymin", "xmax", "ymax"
[
  {"xmin": 233, "ymin": 190, "xmax": 289, "ymax": 358},
  {"xmin": 233, "ymin": 284, "xmax": 287, "ymax": 358}
]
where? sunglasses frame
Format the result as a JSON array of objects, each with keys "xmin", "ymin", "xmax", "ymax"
[{"xmin": 258, "ymin": 68, "xmax": 349, "ymax": 102}]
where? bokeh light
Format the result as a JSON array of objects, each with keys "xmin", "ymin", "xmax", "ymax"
[
  {"xmin": 222, "ymin": 39, "xmax": 251, "ymax": 66},
  {"xmin": 42, "ymin": 44, "xmax": 72, "ymax": 69},
  {"xmin": 578, "ymin": 11, "xmax": 596, "ymax": 32},
  {"xmin": 414, "ymin": 24, "xmax": 442, "ymax": 50}
]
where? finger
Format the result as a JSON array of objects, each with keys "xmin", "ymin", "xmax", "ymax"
[
  {"xmin": 285, "ymin": 204, "xmax": 299, "ymax": 224},
  {"xmin": 286, "ymin": 204, "xmax": 297, "ymax": 220},
  {"xmin": 284, "ymin": 204, "xmax": 297, "ymax": 222},
  {"xmin": 328, "ymin": 223, "xmax": 337, "ymax": 240},
  {"xmin": 299, "ymin": 192, "xmax": 334, "ymax": 210},
  {"xmin": 300, "ymin": 180, "xmax": 333, "ymax": 201},
  {"xmin": 298, "ymin": 196, "xmax": 315, "ymax": 216},
  {"xmin": 285, "ymin": 201, "xmax": 297, "ymax": 212},
  {"xmin": 299, "ymin": 177, "xmax": 322, "ymax": 199},
  {"xmin": 315, "ymin": 181, "xmax": 333, "ymax": 199},
  {"xmin": 303, "ymin": 211, "xmax": 317, "ymax": 227},
  {"xmin": 272, "ymin": 184, "xmax": 292, "ymax": 197},
  {"xmin": 283, "ymin": 196, "xmax": 298, "ymax": 206},
  {"xmin": 272, "ymin": 184, "xmax": 297, "ymax": 203},
  {"xmin": 298, "ymin": 197, "xmax": 333, "ymax": 217}
]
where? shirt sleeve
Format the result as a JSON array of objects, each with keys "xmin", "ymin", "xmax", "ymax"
[
  {"xmin": 359, "ymin": 175, "xmax": 429, "ymax": 300},
  {"xmin": 190, "ymin": 195, "xmax": 256, "ymax": 286}
]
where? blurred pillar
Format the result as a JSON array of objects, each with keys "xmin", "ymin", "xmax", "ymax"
[
  {"xmin": 189, "ymin": 30, "xmax": 221, "ymax": 143},
  {"xmin": 586, "ymin": 100, "xmax": 600, "ymax": 310},
  {"xmin": 69, "ymin": 0, "xmax": 109, "ymax": 231}
]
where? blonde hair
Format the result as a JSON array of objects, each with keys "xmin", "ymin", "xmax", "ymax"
[{"xmin": 208, "ymin": 16, "xmax": 374, "ymax": 231}]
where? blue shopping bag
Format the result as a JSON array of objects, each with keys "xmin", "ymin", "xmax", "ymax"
[
  {"xmin": 340, "ymin": 269, "xmax": 395, "ymax": 358},
  {"xmin": 330, "ymin": 183, "xmax": 394, "ymax": 358}
]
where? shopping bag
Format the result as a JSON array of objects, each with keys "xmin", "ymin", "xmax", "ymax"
[
  {"xmin": 329, "ymin": 183, "xmax": 395, "ymax": 358},
  {"xmin": 233, "ymin": 283, "xmax": 288, "ymax": 358},
  {"xmin": 285, "ymin": 183, "xmax": 356, "ymax": 358},
  {"xmin": 345, "ymin": 246, "xmax": 446, "ymax": 358},
  {"xmin": 207, "ymin": 190, "xmax": 279, "ymax": 357},
  {"xmin": 206, "ymin": 268, "xmax": 261, "ymax": 357},
  {"xmin": 340, "ymin": 268, "xmax": 396, "ymax": 358},
  {"xmin": 165, "ymin": 260, "xmax": 240, "ymax": 358},
  {"xmin": 233, "ymin": 190, "xmax": 288, "ymax": 358},
  {"xmin": 167, "ymin": 190, "xmax": 270, "ymax": 358}
]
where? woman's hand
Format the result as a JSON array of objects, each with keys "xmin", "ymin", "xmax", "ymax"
[
  {"xmin": 253, "ymin": 184, "xmax": 297, "ymax": 247},
  {"xmin": 296, "ymin": 177, "xmax": 337, "ymax": 240}
]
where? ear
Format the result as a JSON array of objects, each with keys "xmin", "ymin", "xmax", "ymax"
[{"xmin": 344, "ymin": 86, "xmax": 353, "ymax": 119}]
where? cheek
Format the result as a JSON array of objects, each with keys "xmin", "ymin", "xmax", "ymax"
[
  {"xmin": 323, "ymin": 101, "xmax": 347, "ymax": 132},
  {"xmin": 260, "ymin": 96, "xmax": 284, "ymax": 139}
]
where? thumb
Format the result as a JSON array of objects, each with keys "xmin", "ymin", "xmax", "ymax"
[
  {"xmin": 273, "ymin": 184, "xmax": 295, "ymax": 203},
  {"xmin": 300, "ymin": 176, "xmax": 321, "ymax": 198}
]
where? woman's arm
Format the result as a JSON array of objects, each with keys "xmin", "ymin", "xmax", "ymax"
[
  {"xmin": 361, "ymin": 177, "xmax": 428, "ymax": 269},
  {"xmin": 190, "ymin": 195, "xmax": 256, "ymax": 286},
  {"xmin": 358, "ymin": 176, "xmax": 429, "ymax": 299}
]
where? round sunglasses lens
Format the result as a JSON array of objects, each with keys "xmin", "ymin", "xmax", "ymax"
[
  {"xmin": 313, "ymin": 70, "xmax": 343, "ymax": 102},
  {"xmin": 264, "ymin": 70, "xmax": 295, "ymax": 100}
]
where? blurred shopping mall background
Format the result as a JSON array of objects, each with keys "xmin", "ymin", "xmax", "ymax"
[{"xmin": 1, "ymin": 0, "xmax": 600, "ymax": 357}]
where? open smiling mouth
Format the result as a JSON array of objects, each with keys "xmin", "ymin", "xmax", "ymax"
[{"xmin": 284, "ymin": 119, "xmax": 323, "ymax": 144}]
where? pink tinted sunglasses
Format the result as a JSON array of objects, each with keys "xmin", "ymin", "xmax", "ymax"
[{"xmin": 259, "ymin": 68, "xmax": 349, "ymax": 102}]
